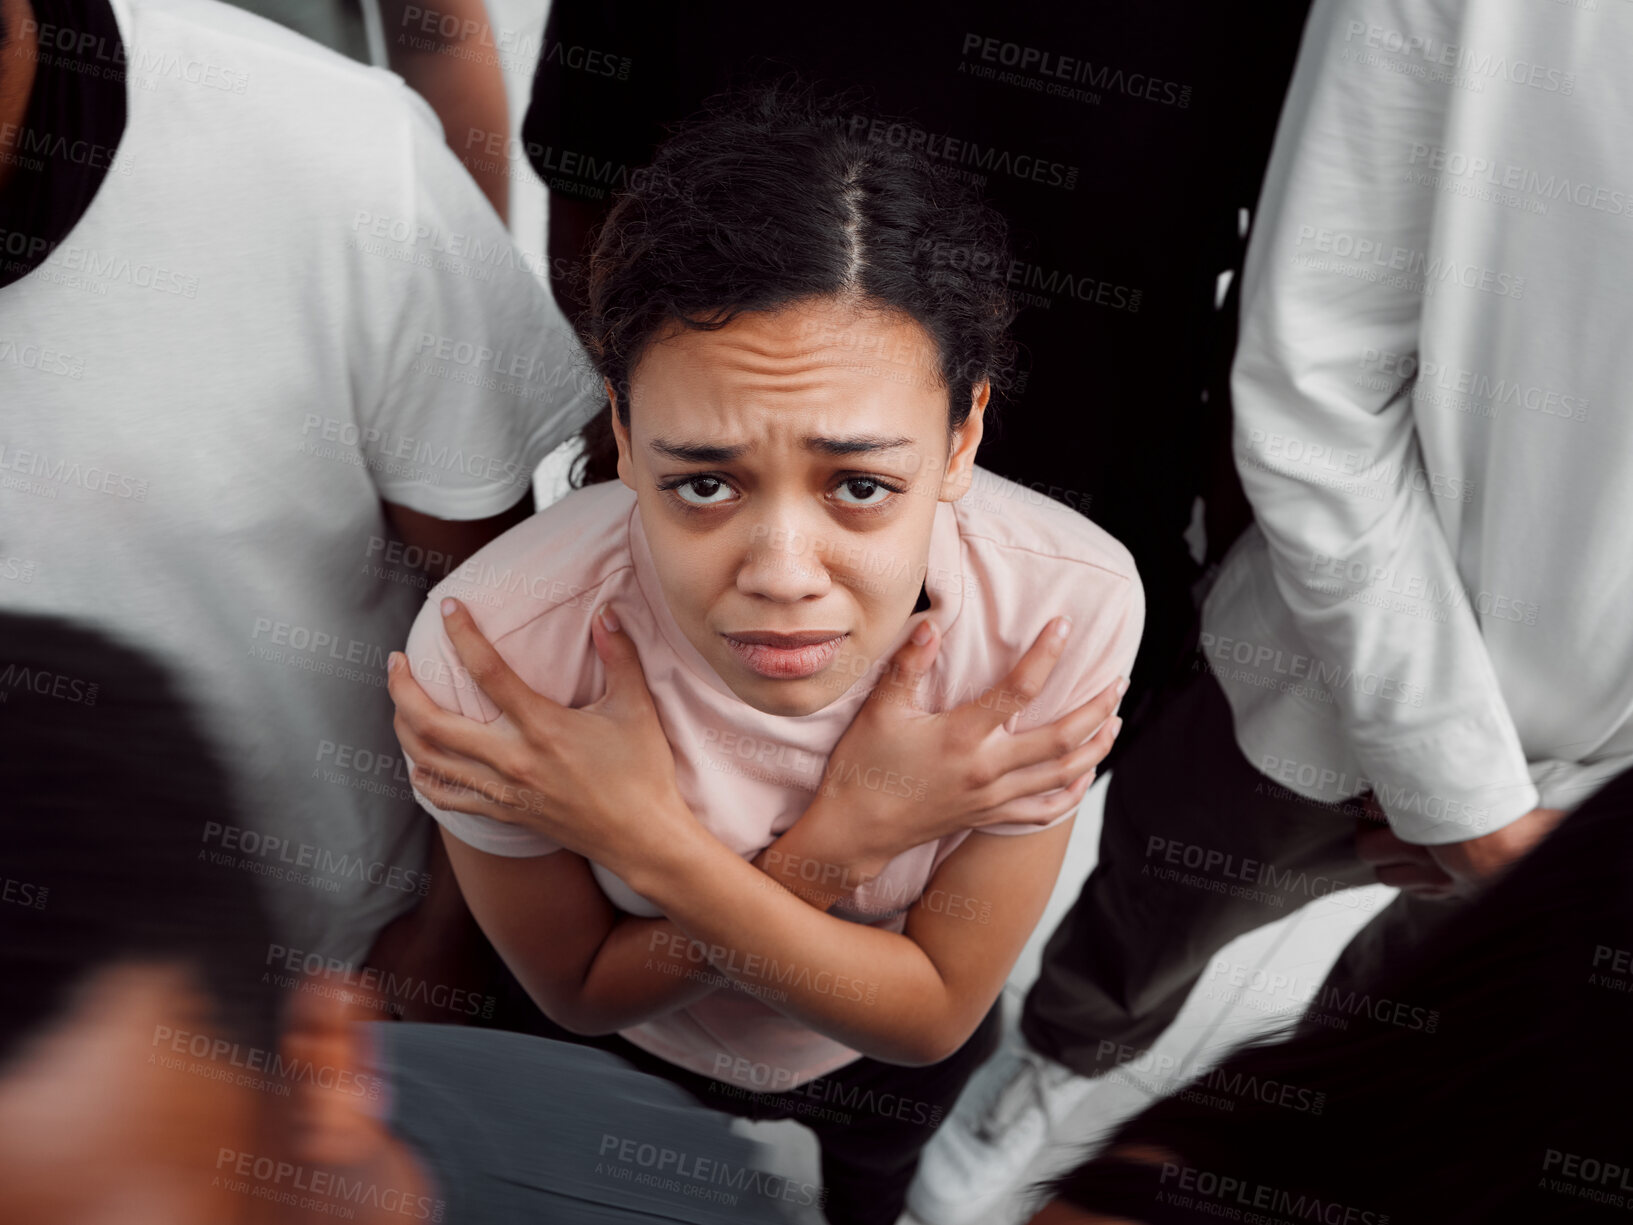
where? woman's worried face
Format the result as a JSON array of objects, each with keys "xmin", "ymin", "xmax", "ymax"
[{"xmin": 612, "ymin": 295, "xmax": 986, "ymax": 717}]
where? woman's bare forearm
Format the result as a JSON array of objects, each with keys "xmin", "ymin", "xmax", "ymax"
[
  {"xmin": 564, "ymin": 913, "xmax": 724, "ymax": 1032},
  {"xmin": 570, "ymin": 808, "xmax": 894, "ymax": 1030},
  {"xmin": 491, "ymin": 783, "xmax": 981, "ymax": 1035},
  {"xmin": 621, "ymin": 820, "xmax": 966, "ymax": 1065},
  {"xmin": 569, "ymin": 791, "xmax": 912, "ymax": 1029},
  {"xmin": 749, "ymin": 789, "xmax": 897, "ymax": 911},
  {"xmin": 442, "ymin": 835, "xmax": 718, "ymax": 1035},
  {"xmin": 378, "ymin": 0, "xmax": 511, "ymax": 220}
]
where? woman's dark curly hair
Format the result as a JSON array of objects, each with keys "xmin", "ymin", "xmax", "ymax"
[{"xmin": 569, "ymin": 81, "xmax": 1018, "ymax": 486}]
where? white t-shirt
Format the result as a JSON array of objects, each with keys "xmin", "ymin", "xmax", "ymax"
[
  {"xmin": 0, "ymin": 0, "xmax": 600, "ymax": 964},
  {"xmin": 1204, "ymin": 0, "xmax": 1633, "ymax": 842}
]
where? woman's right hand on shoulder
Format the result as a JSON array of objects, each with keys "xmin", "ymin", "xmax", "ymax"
[{"xmin": 816, "ymin": 616, "xmax": 1126, "ymax": 859}]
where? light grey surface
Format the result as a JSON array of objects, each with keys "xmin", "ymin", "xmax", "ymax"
[{"xmin": 216, "ymin": 0, "xmax": 371, "ymax": 62}]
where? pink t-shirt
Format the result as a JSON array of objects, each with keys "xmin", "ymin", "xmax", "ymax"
[{"xmin": 403, "ymin": 467, "xmax": 1143, "ymax": 1088}]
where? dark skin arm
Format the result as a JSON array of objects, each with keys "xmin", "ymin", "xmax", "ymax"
[
  {"xmin": 1354, "ymin": 791, "xmax": 1566, "ymax": 899},
  {"xmin": 1025, "ymin": 1147, "xmax": 1176, "ymax": 1225},
  {"xmin": 439, "ymin": 834, "xmax": 716, "ymax": 1034},
  {"xmin": 381, "ymin": 495, "xmax": 533, "ymax": 579},
  {"xmin": 363, "ymin": 494, "xmax": 533, "ymax": 1019},
  {"xmin": 377, "ymin": 0, "xmax": 511, "ymax": 222},
  {"xmin": 0, "ymin": 0, "xmax": 39, "ymax": 201}
]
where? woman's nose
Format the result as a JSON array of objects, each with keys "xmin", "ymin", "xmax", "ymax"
[{"xmin": 737, "ymin": 521, "xmax": 833, "ymax": 602}]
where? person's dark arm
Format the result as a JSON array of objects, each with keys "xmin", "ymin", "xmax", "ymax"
[
  {"xmin": 381, "ymin": 494, "xmax": 533, "ymax": 579},
  {"xmin": 440, "ymin": 836, "xmax": 733, "ymax": 1033},
  {"xmin": 362, "ymin": 494, "xmax": 534, "ymax": 1020},
  {"xmin": 379, "ymin": 0, "xmax": 511, "ymax": 221},
  {"xmin": 442, "ymin": 800, "xmax": 1075, "ymax": 1060},
  {"xmin": 1028, "ymin": 1202, "xmax": 1135, "ymax": 1225}
]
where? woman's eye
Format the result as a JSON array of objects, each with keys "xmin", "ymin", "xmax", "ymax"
[
  {"xmin": 832, "ymin": 477, "xmax": 895, "ymax": 507},
  {"xmin": 672, "ymin": 476, "xmax": 737, "ymax": 506}
]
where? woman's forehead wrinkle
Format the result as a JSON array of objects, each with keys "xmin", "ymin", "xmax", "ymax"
[
  {"xmin": 636, "ymin": 305, "xmax": 944, "ymax": 438},
  {"xmin": 713, "ymin": 334, "xmax": 861, "ymax": 380},
  {"xmin": 700, "ymin": 353, "xmax": 896, "ymax": 428}
]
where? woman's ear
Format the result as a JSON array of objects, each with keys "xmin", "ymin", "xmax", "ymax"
[
  {"xmin": 607, "ymin": 380, "xmax": 635, "ymax": 490},
  {"xmin": 938, "ymin": 381, "xmax": 989, "ymax": 502},
  {"xmin": 280, "ymin": 978, "xmax": 394, "ymax": 1169}
]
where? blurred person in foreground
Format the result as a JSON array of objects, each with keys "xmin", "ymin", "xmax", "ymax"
[
  {"xmin": 0, "ymin": 608, "xmax": 797, "ymax": 1225},
  {"xmin": 0, "ymin": 0, "xmax": 600, "ymax": 1001},
  {"xmin": 1021, "ymin": 759, "xmax": 1633, "ymax": 1225}
]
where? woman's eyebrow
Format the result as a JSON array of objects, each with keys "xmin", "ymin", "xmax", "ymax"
[
  {"xmin": 647, "ymin": 434, "xmax": 917, "ymax": 463},
  {"xmin": 806, "ymin": 434, "xmax": 917, "ymax": 457},
  {"xmin": 649, "ymin": 438, "xmax": 742, "ymax": 463}
]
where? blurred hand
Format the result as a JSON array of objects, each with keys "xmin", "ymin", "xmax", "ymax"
[
  {"xmin": 359, "ymin": 834, "xmax": 492, "ymax": 1024},
  {"xmin": 1356, "ymin": 793, "xmax": 1565, "ymax": 899},
  {"xmin": 1427, "ymin": 804, "xmax": 1566, "ymax": 890}
]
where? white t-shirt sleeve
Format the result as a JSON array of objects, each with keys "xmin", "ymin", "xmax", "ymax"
[
  {"xmin": 400, "ymin": 590, "xmax": 565, "ymax": 858},
  {"xmin": 358, "ymin": 87, "xmax": 602, "ymax": 521},
  {"xmin": 1230, "ymin": 0, "xmax": 1537, "ymax": 841}
]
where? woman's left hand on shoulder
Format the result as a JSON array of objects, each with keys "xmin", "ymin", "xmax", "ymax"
[
  {"xmin": 816, "ymin": 616, "xmax": 1126, "ymax": 861},
  {"xmin": 387, "ymin": 598, "xmax": 691, "ymax": 866}
]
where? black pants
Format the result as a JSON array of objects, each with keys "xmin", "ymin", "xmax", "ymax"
[
  {"xmin": 484, "ymin": 980, "xmax": 1001, "ymax": 1225},
  {"xmin": 1020, "ymin": 647, "xmax": 1459, "ymax": 1078}
]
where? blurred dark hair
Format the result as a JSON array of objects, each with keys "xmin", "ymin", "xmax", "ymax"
[
  {"xmin": 569, "ymin": 79, "xmax": 1017, "ymax": 487},
  {"xmin": 0, "ymin": 612, "xmax": 281, "ymax": 1069},
  {"xmin": 1042, "ymin": 769, "xmax": 1633, "ymax": 1224}
]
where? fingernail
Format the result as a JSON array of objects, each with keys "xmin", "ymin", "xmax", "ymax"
[
  {"xmin": 440, "ymin": 597, "xmax": 458, "ymax": 618},
  {"xmin": 387, "ymin": 652, "xmax": 402, "ymax": 675},
  {"xmin": 912, "ymin": 619, "xmax": 934, "ymax": 646},
  {"xmin": 1115, "ymin": 676, "xmax": 1129, "ymax": 697},
  {"xmin": 1110, "ymin": 716, "xmax": 1124, "ymax": 738},
  {"xmin": 1053, "ymin": 616, "xmax": 1072, "ymax": 640},
  {"xmin": 599, "ymin": 603, "xmax": 621, "ymax": 633}
]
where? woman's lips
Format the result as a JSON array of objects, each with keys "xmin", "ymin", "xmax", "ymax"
[{"xmin": 722, "ymin": 632, "xmax": 847, "ymax": 680}]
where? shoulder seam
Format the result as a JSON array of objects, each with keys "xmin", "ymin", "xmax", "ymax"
[
  {"xmin": 491, "ymin": 567, "xmax": 627, "ymax": 652},
  {"xmin": 436, "ymin": 557, "xmax": 634, "ymax": 655},
  {"xmin": 956, "ymin": 527, "xmax": 1137, "ymax": 585}
]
